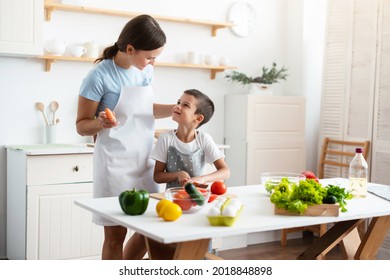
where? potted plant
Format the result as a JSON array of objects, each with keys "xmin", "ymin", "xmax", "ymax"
[{"xmin": 225, "ymin": 62, "xmax": 288, "ymax": 94}]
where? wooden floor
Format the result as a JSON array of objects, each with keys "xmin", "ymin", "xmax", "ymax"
[{"xmin": 216, "ymin": 234, "xmax": 344, "ymax": 260}]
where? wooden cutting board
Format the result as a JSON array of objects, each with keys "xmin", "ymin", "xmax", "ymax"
[
  {"xmin": 150, "ymin": 192, "xmax": 237, "ymax": 200},
  {"xmin": 274, "ymin": 204, "xmax": 339, "ymax": 217}
]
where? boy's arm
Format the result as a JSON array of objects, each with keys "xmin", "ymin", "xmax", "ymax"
[
  {"xmin": 192, "ymin": 158, "xmax": 230, "ymax": 184},
  {"xmin": 153, "ymin": 160, "xmax": 191, "ymax": 185}
]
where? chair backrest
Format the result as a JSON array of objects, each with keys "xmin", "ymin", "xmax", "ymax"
[{"xmin": 318, "ymin": 137, "xmax": 370, "ymax": 179}]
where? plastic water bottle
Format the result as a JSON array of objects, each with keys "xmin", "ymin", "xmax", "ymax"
[{"xmin": 349, "ymin": 148, "xmax": 368, "ymax": 197}]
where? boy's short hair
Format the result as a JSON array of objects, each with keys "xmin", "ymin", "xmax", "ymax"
[{"xmin": 184, "ymin": 89, "xmax": 214, "ymax": 128}]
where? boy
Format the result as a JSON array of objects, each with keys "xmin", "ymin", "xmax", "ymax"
[{"xmin": 151, "ymin": 89, "xmax": 230, "ymax": 188}]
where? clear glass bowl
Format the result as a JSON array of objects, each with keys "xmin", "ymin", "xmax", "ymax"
[
  {"xmin": 260, "ymin": 172, "xmax": 306, "ymax": 194},
  {"xmin": 165, "ymin": 187, "xmax": 210, "ymax": 213}
]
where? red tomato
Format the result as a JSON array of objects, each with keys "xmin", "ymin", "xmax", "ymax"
[
  {"xmin": 301, "ymin": 171, "xmax": 319, "ymax": 182},
  {"xmin": 173, "ymin": 193, "xmax": 192, "ymax": 211},
  {"xmin": 208, "ymin": 194, "xmax": 218, "ymax": 203},
  {"xmin": 210, "ymin": 181, "xmax": 227, "ymax": 195}
]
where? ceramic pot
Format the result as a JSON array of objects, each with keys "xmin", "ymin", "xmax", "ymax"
[
  {"xmin": 83, "ymin": 41, "xmax": 99, "ymax": 58},
  {"xmin": 248, "ymin": 83, "xmax": 273, "ymax": 95},
  {"xmin": 44, "ymin": 39, "xmax": 67, "ymax": 56}
]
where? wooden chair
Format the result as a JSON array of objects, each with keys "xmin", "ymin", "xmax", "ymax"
[
  {"xmin": 318, "ymin": 137, "xmax": 370, "ymax": 179},
  {"xmin": 280, "ymin": 137, "xmax": 370, "ymax": 246}
]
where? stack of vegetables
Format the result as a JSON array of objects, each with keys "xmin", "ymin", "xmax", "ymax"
[{"xmin": 270, "ymin": 178, "xmax": 353, "ymax": 214}]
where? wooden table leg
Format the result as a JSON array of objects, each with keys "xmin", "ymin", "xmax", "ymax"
[
  {"xmin": 173, "ymin": 239, "xmax": 210, "ymax": 260},
  {"xmin": 297, "ymin": 219, "xmax": 364, "ymax": 260},
  {"xmin": 145, "ymin": 237, "xmax": 211, "ymax": 260},
  {"xmin": 354, "ymin": 216, "xmax": 390, "ymax": 260},
  {"xmin": 340, "ymin": 228, "xmax": 361, "ymax": 259}
]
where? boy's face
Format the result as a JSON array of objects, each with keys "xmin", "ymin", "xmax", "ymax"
[{"xmin": 172, "ymin": 93, "xmax": 203, "ymax": 127}]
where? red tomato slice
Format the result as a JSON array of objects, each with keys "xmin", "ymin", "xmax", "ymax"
[
  {"xmin": 208, "ymin": 194, "xmax": 218, "ymax": 203},
  {"xmin": 197, "ymin": 187, "xmax": 207, "ymax": 193},
  {"xmin": 176, "ymin": 189, "xmax": 188, "ymax": 196}
]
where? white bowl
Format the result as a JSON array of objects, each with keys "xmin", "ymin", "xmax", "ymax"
[
  {"xmin": 165, "ymin": 186, "xmax": 210, "ymax": 214},
  {"xmin": 261, "ymin": 172, "xmax": 306, "ymax": 193}
]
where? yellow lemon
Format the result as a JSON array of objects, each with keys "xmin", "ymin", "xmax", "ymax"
[
  {"xmin": 156, "ymin": 199, "xmax": 171, "ymax": 217},
  {"xmin": 161, "ymin": 202, "xmax": 182, "ymax": 221}
]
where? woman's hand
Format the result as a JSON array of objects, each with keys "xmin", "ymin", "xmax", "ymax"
[{"xmin": 98, "ymin": 110, "xmax": 119, "ymax": 128}]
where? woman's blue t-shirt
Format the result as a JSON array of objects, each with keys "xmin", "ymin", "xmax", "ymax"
[{"xmin": 79, "ymin": 59, "xmax": 153, "ymax": 116}]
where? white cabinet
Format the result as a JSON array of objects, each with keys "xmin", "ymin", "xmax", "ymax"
[
  {"xmin": 224, "ymin": 94, "xmax": 306, "ymax": 187},
  {"xmin": 0, "ymin": 0, "xmax": 43, "ymax": 56},
  {"xmin": 6, "ymin": 145, "xmax": 103, "ymax": 260}
]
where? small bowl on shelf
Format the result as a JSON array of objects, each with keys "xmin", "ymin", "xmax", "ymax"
[
  {"xmin": 261, "ymin": 172, "xmax": 306, "ymax": 194},
  {"xmin": 165, "ymin": 187, "xmax": 210, "ymax": 214}
]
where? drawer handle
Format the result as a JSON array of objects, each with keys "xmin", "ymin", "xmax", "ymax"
[{"xmin": 74, "ymin": 166, "xmax": 79, "ymax": 172}]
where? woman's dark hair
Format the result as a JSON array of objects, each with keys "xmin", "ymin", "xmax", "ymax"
[
  {"xmin": 184, "ymin": 89, "xmax": 215, "ymax": 128},
  {"xmin": 95, "ymin": 14, "xmax": 166, "ymax": 63}
]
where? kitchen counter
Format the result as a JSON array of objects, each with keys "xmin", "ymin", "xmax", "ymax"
[{"xmin": 6, "ymin": 143, "xmax": 94, "ymax": 155}]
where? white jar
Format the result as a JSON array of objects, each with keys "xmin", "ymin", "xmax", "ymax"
[
  {"xmin": 187, "ymin": 51, "xmax": 200, "ymax": 64},
  {"xmin": 205, "ymin": 54, "xmax": 218, "ymax": 66},
  {"xmin": 84, "ymin": 41, "xmax": 100, "ymax": 58}
]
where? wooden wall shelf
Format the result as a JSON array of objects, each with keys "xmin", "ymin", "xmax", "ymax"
[
  {"xmin": 44, "ymin": 2, "xmax": 234, "ymax": 36},
  {"xmin": 36, "ymin": 55, "xmax": 236, "ymax": 79}
]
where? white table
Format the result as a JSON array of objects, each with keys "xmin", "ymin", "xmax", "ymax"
[{"xmin": 75, "ymin": 178, "xmax": 390, "ymax": 260}]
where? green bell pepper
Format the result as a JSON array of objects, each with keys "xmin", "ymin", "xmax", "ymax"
[{"xmin": 118, "ymin": 188, "xmax": 149, "ymax": 215}]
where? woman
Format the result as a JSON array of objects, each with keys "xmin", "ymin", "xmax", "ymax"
[{"xmin": 76, "ymin": 15, "xmax": 173, "ymax": 260}]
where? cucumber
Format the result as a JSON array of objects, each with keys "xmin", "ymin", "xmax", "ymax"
[{"xmin": 184, "ymin": 182, "xmax": 205, "ymax": 206}]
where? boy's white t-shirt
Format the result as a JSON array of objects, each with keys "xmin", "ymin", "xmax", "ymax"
[{"xmin": 151, "ymin": 130, "xmax": 224, "ymax": 165}]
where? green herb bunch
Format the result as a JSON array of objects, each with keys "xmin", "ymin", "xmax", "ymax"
[
  {"xmin": 225, "ymin": 62, "xmax": 288, "ymax": 85},
  {"xmin": 324, "ymin": 185, "xmax": 353, "ymax": 212}
]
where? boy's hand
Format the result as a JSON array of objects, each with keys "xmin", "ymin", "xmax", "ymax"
[
  {"xmin": 181, "ymin": 177, "xmax": 208, "ymax": 188},
  {"xmin": 178, "ymin": 172, "xmax": 191, "ymax": 186}
]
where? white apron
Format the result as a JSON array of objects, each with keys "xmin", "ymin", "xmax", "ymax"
[{"xmin": 92, "ymin": 65, "xmax": 158, "ymax": 226}]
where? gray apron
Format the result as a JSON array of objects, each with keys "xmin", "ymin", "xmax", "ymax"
[{"xmin": 166, "ymin": 132, "xmax": 205, "ymax": 189}]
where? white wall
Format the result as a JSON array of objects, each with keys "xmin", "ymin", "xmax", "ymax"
[{"xmin": 0, "ymin": 0, "xmax": 326, "ymax": 258}]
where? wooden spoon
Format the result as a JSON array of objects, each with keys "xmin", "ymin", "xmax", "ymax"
[
  {"xmin": 50, "ymin": 101, "xmax": 59, "ymax": 125},
  {"xmin": 35, "ymin": 102, "xmax": 49, "ymax": 125}
]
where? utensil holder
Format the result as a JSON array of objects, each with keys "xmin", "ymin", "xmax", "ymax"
[{"xmin": 45, "ymin": 125, "xmax": 57, "ymax": 144}]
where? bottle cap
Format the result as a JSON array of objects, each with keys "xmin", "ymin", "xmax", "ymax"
[{"xmin": 356, "ymin": 148, "xmax": 363, "ymax": 153}]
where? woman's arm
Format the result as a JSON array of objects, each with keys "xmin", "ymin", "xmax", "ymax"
[
  {"xmin": 153, "ymin": 103, "xmax": 175, "ymax": 119},
  {"xmin": 153, "ymin": 160, "xmax": 191, "ymax": 185},
  {"xmin": 76, "ymin": 96, "xmax": 117, "ymax": 137},
  {"xmin": 192, "ymin": 158, "xmax": 231, "ymax": 184}
]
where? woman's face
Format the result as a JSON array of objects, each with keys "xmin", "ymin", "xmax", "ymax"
[{"xmin": 128, "ymin": 46, "xmax": 164, "ymax": 70}]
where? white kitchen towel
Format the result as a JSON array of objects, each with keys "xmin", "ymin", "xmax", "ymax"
[{"xmin": 368, "ymin": 184, "xmax": 390, "ymax": 202}]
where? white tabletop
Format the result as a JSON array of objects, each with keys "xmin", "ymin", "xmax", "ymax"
[{"xmin": 75, "ymin": 178, "xmax": 390, "ymax": 244}]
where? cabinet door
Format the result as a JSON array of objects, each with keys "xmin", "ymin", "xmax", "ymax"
[
  {"xmin": 26, "ymin": 183, "xmax": 103, "ymax": 260},
  {"xmin": 246, "ymin": 139, "xmax": 306, "ymax": 185},
  {"xmin": 0, "ymin": 0, "xmax": 43, "ymax": 56},
  {"xmin": 246, "ymin": 95, "xmax": 305, "ymax": 141}
]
